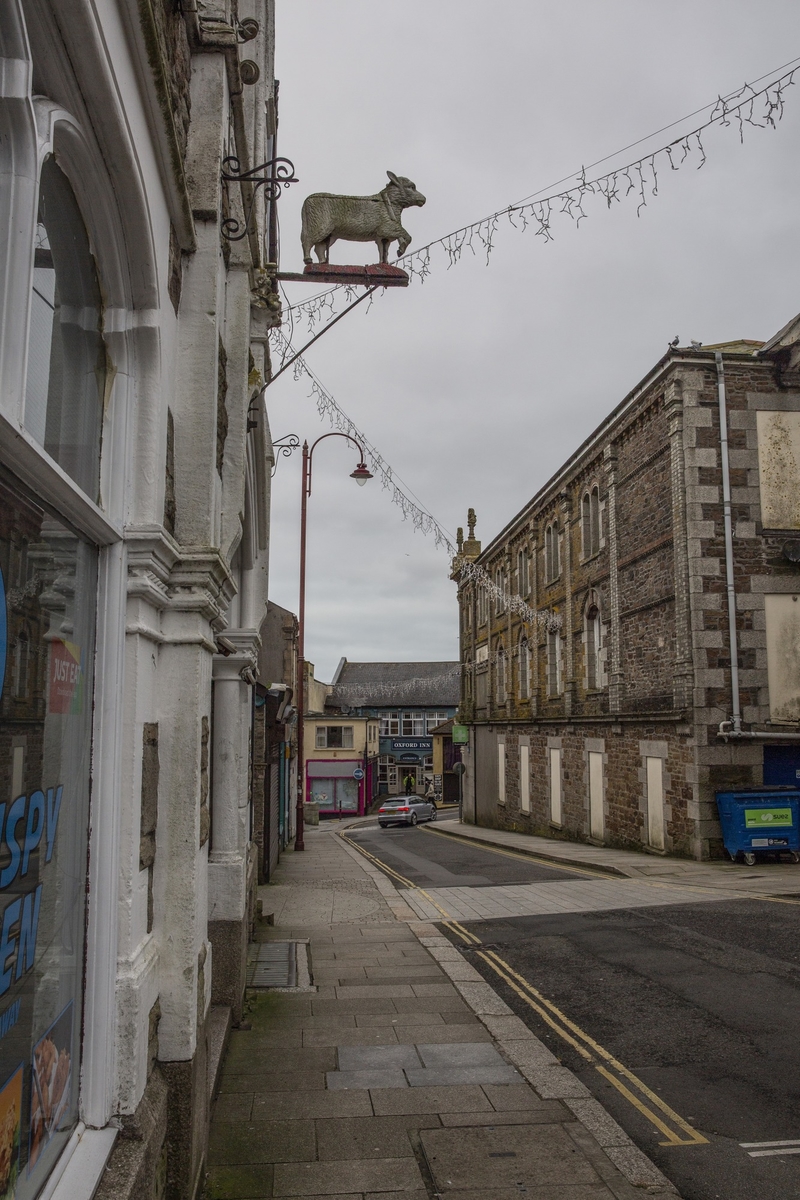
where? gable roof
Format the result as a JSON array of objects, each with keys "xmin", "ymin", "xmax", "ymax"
[{"xmin": 327, "ymin": 660, "xmax": 460, "ymax": 708}]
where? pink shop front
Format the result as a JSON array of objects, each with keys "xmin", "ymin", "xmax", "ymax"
[{"xmin": 306, "ymin": 760, "xmax": 372, "ymax": 817}]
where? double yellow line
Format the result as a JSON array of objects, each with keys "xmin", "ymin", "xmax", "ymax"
[
  {"xmin": 341, "ymin": 828, "xmax": 707, "ymax": 1149},
  {"xmin": 443, "ymin": 918, "xmax": 706, "ymax": 1147}
]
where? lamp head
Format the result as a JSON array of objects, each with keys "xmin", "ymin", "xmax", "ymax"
[{"xmin": 350, "ymin": 462, "xmax": 373, "ymax": 487}]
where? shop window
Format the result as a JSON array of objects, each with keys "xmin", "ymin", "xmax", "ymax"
[
  {"xmin": 315, "ymin": 726, "xmax": 353, "ymax": 749},
  {"xmin": 25, "ymin": 157, "xmax": 106, "ymax": 501},
  {"xmin": 0, "ymin": 470, "xmax": 98, "ymax": 1183}
]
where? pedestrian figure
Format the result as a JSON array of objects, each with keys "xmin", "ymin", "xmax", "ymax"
[
  {"xmin": 425, "ymin": 779, "xmax": 436, "ymax": 806},
  {"xmin": 404, "ymin": 772, "xmax": 414, "ymax": 796}
]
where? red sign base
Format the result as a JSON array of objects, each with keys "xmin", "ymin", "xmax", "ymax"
[{"xmin": 276, "ymin": 263, "xmax": 409, "ymax": 287}]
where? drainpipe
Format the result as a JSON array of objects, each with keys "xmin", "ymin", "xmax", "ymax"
[{"xmin": 716, "ymin": 353, "xmax": 742, "ymax": 735}]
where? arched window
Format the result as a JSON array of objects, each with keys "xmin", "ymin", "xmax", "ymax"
[
  {"xmin": 517, "ymin": 547, "xmax": 530, "ymax": 597},
  {"xmin": 582, "ymin": 487, "xmax": 602, "ymax": 558},
  {"xmin": 496, "ymin": 646, "xmax": 506, "ymax": 704},
  {"xmin": 547, "ymin": 628, "xmax": 561, "ymax": 696},
  {"xmin": 518, "ymin": 637, "xmax": 529, "ymax": 700},
  {"xmin": 495, "ymin": 567, "xmax": 505, "ymax": 613},
  {"xmin": 582, "ymin": 493, "xmax": 591, "ymax": 557},
  {"xmin": 545, "ymin": 523, "xmax": 559, "ymax": 581},
  {"xmin": 591, "ymin": 486, "xmax": 601, "ymax": 554},
  {"xmin": 25, "ymin": 155, "xmax": 106, "ymax": 500},
  {"xmin": 586, "ymin": 604, "xmax": 602, "ymax": 690}
]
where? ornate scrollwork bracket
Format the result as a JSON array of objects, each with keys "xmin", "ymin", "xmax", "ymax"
[
  {"xmin": 271, "ymin": 434, "xmax": 301, "ymax": 476},
  {"xmin": 221, "ymin": 156, "xmax": 298, "ymax": 242}
]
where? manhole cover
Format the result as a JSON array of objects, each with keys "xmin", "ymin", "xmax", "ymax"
[{"xmin": 247, "ymin": 941, "xmax": 297, "ymax": 988}]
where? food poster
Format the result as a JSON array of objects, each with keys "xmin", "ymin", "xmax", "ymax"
[
  {"xmin": 27, "ymin": 1006, "xmax": 72, "ymax": 1175},
  {"xmin": 0, "ymin": 474, "xmax": 97, "ymax": 1196},
  {"xmin": 0, "ymin": 1066, "xmax": 23, "ymax": 1200}
]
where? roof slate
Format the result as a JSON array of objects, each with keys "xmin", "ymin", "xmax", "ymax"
[{"xmin": 327, "ymin": 661, "xmax": 460, "ymax": 708}]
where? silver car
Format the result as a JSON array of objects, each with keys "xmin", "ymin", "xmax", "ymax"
[{"xmin": 378, "ymin": 795, "xmax": 437, "ymax": 828}]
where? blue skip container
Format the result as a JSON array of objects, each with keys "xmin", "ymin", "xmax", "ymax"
[{"xmin": 716, "ymin": 789, "xmax": 800, "ymax": 865}]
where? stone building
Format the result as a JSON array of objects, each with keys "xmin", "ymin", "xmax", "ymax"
[
  {"xmin": 455, "ymin": 317, "xmax": 800, "ymax": 860},
  {"xmin": 0, "ymin": 1, "xmax": 282, "ymax": 1197}
]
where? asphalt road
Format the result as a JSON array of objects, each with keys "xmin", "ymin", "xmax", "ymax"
[{"xmin": 347, "ymin": 819, "xmax": 800, "ymax": 1200}]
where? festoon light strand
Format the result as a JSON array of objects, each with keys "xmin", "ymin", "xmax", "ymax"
[{"xmin": 286, "ymin": 61, "xmax": 798, "ymax": 330}]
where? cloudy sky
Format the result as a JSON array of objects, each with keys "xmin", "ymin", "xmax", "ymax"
[{"xmin": 265, "ymin": 1, "xmax": 800, "ymax": 683}]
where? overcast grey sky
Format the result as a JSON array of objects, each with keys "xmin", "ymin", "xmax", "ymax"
[{"xmin": 266, "ymin": 1, "xmax": 800, "ymax": 683}]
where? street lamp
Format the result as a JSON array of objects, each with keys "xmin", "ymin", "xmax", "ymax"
[{"xmin": 295, "ymin": 434, "xmax": 372, "ymax": 850}]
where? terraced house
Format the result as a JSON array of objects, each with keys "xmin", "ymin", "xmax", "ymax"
[{"xmin": 455, "ymin": 314, "xmax": 800, "ymax": 860}]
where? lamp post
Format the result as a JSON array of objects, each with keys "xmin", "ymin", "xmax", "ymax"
[{"xmin": 295, "ymin": 433, "xmax": 372, "ymax": 850}]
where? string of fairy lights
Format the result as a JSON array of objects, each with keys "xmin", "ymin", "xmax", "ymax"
[
  {"xmin": 280, "ymin": 59, "xmax": 799, "ymax": 333},
  {"xmin": 269, "ymin": 55, "xmax": 799, "ymax": 643}
]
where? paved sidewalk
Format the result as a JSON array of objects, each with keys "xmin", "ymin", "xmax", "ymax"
[
  {"xmin": 203, "ymin": 824, "xmax": 678, "ymax": 1200},
  {"xmin": 429, "ymin": 821, "xmax": 800, "ymax": 896}
]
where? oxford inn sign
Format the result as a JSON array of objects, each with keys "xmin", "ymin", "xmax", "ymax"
[{"xmin": 455, "ymin": 317, "xmax": 800, "ymax": 860}]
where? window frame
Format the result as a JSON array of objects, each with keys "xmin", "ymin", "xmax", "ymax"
[
  {"xmin": 316, "ymin": 725, "xmax": 354, "ymax": 749},
  {"xmin": 547, "ymin": 628, "xmax": 562, "ymax": 697}
]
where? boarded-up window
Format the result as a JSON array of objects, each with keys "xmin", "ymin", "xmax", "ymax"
[
  {"xmin": 757, "ymin": 411, "xmax": 800, "ymax": 530},
  {"xmin": 497, "ymin": 740, "xmax": 506, "ymax": 805},
  {"xmin": 765, "ymin": 593, "xmax": 800, "ymax": 722}
]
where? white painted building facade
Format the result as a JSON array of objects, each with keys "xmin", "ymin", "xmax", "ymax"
[{"xmin": 0, "ymin": 1, "xmax": 279, "ymax": 1196}]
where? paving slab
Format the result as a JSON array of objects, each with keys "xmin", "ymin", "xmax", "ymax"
[
  {"xmin": 250, "ymin": 1091, "xmax": 373, "ymax": 1120},
  {"xmin": 337, "ymin": 1045, "xmax": 422, "ymax": 1071},
  {"xmin": 273, "ymin": 1157, "xmax": 424, "ymax": 1196},
  {"xmin": 315, "ymin": 1116, "xmax": 426, "ymax": 1160},
  {"xmin": 370, "ymin": 1085, "xmax": 492, "ymax": 1115},
  {"xmin": 406, "ymin": 1064, "xmax": 520, "ymax": 1087},
  {"xmin": 327, "ymin": 1068, "xmax": 409, "ymax": 1090},
  {"xmin": 393, "ymin": 1023, "xmax": 491, "ymax": 1044},
  {"xmin": 440, "ymin": 1108, "xmax": 568, "ymax": 1126},
  {"xmin": 416, "ymin": 1042, "xmax": 507, "ymax": 1068},
  {"xmin": 303, "ymin": 1027, "xmax": 400, "ymax": 1048},
  {"xmin": 218, "ymin": 1071, "xmax": 326, "ymax": 1094},
  {"xmin": 207, "ymin": 1119, "xmax": 315, "ymax": 1165},
  {"xmin": 204, "ymin": 1163, "xmax": 274, "ymax": 1199},
  {"xmin": 420, "ymin": 1123, "xmax": 603, "ymax": 1191}
]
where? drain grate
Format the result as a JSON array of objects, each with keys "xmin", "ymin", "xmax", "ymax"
[{"xmin": 247, "ymin": 941, "xmax": 297, "ymax": 988}]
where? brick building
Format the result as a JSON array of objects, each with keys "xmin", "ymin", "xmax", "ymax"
[{"xmin": 455, "ymin": 315, "xmax": 800, "ymax": 860}]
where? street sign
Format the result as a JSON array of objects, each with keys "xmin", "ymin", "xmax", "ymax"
[
  {"xmin": 453, "ymin": 762, "xmax": 466, "ymax": 776},
  {"xmin": 352, "ymin": 767, "xmax": 365, "ymax": 781},
  {"xmin": 452, "ymin": 724, "xmax": 469, "ymax": 745}
]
